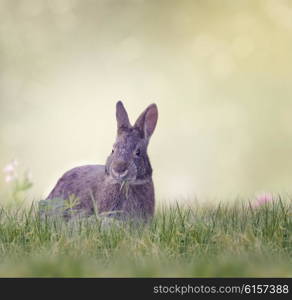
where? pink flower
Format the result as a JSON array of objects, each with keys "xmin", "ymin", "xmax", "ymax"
[
  {"xmin": 3, "ymin": 159, "xmax": 18, "ymax": 183},
  {"xmin": 4, "ymin": 164, "xmax": 14, "ymax": 173},
  {"xmin": 253, "ymin": 193, "xmax": 274, "ymax": 207},
  {"xmin": 5, "ymin": 175, "xmax": 15, "ymax": 183},
  {"xmin": 3, "ymin": 159, "xmax": 18, "ymax": 174}
]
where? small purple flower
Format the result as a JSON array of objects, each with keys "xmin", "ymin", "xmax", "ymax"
[{"xmin": 253, "ymin": 193, "xmax": 274, "ymax": 207}]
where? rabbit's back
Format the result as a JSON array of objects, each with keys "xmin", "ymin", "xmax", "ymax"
[{"xmin": 46, "ymin": 164, "xmax": 105, "ymax": 212}]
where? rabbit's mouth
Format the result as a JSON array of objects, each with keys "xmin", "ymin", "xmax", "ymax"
[
  {"xmin": 110, "ymin": 169, "xmax": 137, "ymax": 184},
  {"xmin": 111, "ymin": 168, "xmax": 128, "ymax": 179},
  {"xmin": 110, "ymin": 168, "xmax": 133, "ymax": 182}
]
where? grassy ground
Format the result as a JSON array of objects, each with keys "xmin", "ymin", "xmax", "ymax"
[{"xmin": 0, "ymin": 198, "xmax": 291, "ymax": 277}]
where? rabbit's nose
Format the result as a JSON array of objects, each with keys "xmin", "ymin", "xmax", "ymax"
[{"xmin": 113, "ymin": 160, "xmax": 128, "ymax": 174}]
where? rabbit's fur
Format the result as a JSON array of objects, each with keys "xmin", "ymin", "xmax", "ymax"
[{"xmin": 43, "ymin": 101, "xmax": 158, "ymax": 221}]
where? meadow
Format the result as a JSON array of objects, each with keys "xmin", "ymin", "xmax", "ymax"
[
  {"xmin": 0, "ymin": 195, "xmax": 291, "ymax": 277},
  {"xmin": 1, "ymin": 0, "xmax": 292, "ymax": 279}
]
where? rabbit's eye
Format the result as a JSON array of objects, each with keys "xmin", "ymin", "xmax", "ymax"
[
  {"xmin": 111, "ymin": 149, "xmax": 114, "ymax": 154},
  {"xmin": 135, "ymin": 149, "xmax": 140, "ymax": 156}
]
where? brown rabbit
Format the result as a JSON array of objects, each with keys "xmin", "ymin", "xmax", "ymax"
[{"xmin": 41, "ymin": 101, "xmax": 158, "ymax": 221}]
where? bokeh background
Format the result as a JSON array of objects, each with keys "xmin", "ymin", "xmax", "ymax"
[{"xmin": 1, "ymin": 0, "xmax": 292, "ymax": 203}]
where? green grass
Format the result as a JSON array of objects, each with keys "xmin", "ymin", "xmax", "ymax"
[{"xmin": 0, "ymin": 198, "xmax": 291, "ymax": 277}]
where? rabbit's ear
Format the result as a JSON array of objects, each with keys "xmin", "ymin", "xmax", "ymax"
[
  {"xmin": 134, "ymin": 103, "xmax": 158, "ymax": 140},
  {"xmin": 116, "ymin": 101, "xmax": 131, "ymax": 134}
]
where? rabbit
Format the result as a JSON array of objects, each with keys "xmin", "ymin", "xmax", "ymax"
[{"xmin": 40, "ymin": 101, "xmax": 158, "ymax": 222}]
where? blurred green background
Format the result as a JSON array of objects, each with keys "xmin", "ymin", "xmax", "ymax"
[{"xmin": 1, "ymin": 0, "xmax": 292, "ymax": 202}]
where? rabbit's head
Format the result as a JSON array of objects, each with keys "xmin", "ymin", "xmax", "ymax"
[{"xmin": 105, "ymin": 101, "xmax": 158, "ymax": 184}]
